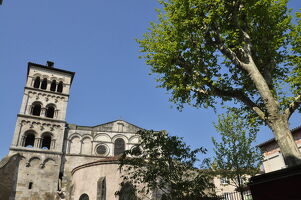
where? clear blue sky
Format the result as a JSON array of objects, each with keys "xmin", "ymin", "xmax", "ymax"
[{"xmin": 0, "ymin": 0, "xmax": 300, "ymax": 160}]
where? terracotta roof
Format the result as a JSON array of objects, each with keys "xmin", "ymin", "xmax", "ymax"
[{"xmin": 257, "ymin": 125, "xmax": 301, "ymax": 148}]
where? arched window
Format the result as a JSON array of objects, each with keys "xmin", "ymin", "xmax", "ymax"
[
  {"xmin": 33, "ymin": 77, "xmax": 40, "ymax": 88},
  {"xmin": 57, "ymin": 81, "xmax": 63, "ymax": 93},
  {"xmin": 79, "ymin": 193, "xmax": 89, "ymax": 200},
  {"xmin": 31, "ymin": 103, "xmax": 42, "ymax": 116},
  {"xmin": 114, "ymin": 138, "xmax": 125, "ymax": 156},
  {"xmin": 41, "ymin": 78, "xmax": 48, "ymax": 90},
  {"xmin": 45, "ymin": 105, "xmax": 55, "ymax": 118},
  {"xmin": 41, "ymin": 133, "xmax": 52, "ymax": 150},
  {"xmin": 23, "ymin": 132, "xmax": 35, "ymax": 148},
  {"xmin": 50, "ymin": 80, "xmax": 57, "ymax": 92}
]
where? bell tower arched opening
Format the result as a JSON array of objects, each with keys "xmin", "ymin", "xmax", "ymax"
[
  {"xmin": 33, "ymin": 77, "xmax": 40, "ymax": 88},
  {"xmin": 45, "ymin": 104, "xmax": 55, "ymax": 118},
  {"xmin": 50, "ymin": 80, "xmax": 57, "ymax": 92},
  {"xmin": 41, "ymin": 133, "xmax": 52, "ymax": 150},
  {"xmin": 23, "ymin": 131, "xmax": 36, "ymax": 148},
  {"xmin": 31, "ymin": 102, "xmax": 42, "ymax": 116}
]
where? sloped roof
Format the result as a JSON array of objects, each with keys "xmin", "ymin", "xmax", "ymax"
[
  {"xmin": 258, "ymin": 126, "xmax": 301, "ymax": 148},
  {"xmin": 68, "ymin": 119, "xmax": 143, "ymax": 133}
]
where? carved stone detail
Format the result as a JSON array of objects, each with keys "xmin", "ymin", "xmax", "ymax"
[
  {"xmin": 28, "ymin": 91, "xmax": 65, "ymax": 103},
  {"xmin": 20, "ymin": 119, "xmax": 61, "ymax": 131}
]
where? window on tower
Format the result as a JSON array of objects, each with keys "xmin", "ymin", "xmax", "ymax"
[
  {"xmin": 28, "ymin": 182, "xmax": 33, "ymax": 189},
  {"xmin": 31, "ymin": 103, "xmax": 42, "ymax": 116},
  {"xmin": 33, "ymin": 77, "xmax": 40, "ymax": 88},
  {"xmin": 41, "ymin": 133, "xmax": 52, "ymax": 150},
  {"xmin": 23, "ymin": 132, "xmax": 35, "ymax": 148},
  {"xmin": 41, "ymin": 78, "xmax": 48, "ymax": 90},
  {"xmin": 50, "ymin": 80, "xmax": 57, "ymax": 92},
  {"xmin": 57, "ymin": 81, "xmax": 63, "ymax": 93},
  {"xmin": 45, "ymin": 105, "xmax": 55, "ymax": 118},
  {"xmin": 114, "ymin": 138, "xmax": 125, "ymax": 156}
]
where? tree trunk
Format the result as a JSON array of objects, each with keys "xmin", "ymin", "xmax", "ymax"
[
  {"xmin": 236, "ymin": 175, "xmax": 244, "ymax": 200},
  {"xmin": 240, "ymin": 190, "xmax": 244, "ymax": 200},
  {"xmin": 242, "ymin": 60, "xmax": 301, "ymax": 167},
  {"xmin": 270, "ymin": 116, "xmax": 301, "ymax": 167}
]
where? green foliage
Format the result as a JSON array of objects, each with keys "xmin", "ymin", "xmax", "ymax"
[
  {"xmin": 115, "ymin": 182, "xmax": 140, "ymax": 200},
  {"xmin": 138, "ymin": 0, "xmax": 301, "ymax": 122},
  {"xmin": 211, "ymin": 110, "xmax": 262, "ymax": 190},
  {"xmin": 119, "ymin": 130, "xmax": 216, "ymax": 200}
]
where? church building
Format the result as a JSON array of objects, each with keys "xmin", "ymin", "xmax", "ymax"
[
  {"xmin": 0, "ymin": 62, "xmax": 146, "ymax": 200},
  {"xmin": 0, "ymin": 61, "xmax": 263, "ymax": 200}
]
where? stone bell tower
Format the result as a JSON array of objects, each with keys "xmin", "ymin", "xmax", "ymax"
[{"xmin": 8, "ymin": 61, "xmax": 75, "ymax": 199}]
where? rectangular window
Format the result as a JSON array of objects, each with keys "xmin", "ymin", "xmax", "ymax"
[
  {"xmin": 28, "ymin": 182, "xmax": 33, "ymax": 189},
  {"xmin": 220, "ymin": 177, "xmax": 229, "ymax": 185}
]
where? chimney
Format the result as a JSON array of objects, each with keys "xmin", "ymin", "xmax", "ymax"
[{"xmin": 47, "ymin": 61, "xmax": 54, "ymax": 68}]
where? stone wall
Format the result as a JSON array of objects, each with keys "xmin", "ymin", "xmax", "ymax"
[
  {"xmin": 0, "ymin": 154, "xmax": 21, "ymax": 200},
  {"xmin": 8, "ymin": 151, "xmax": 62, "ymax": 200},
  {"xmin": 71, "ymin": 161, "xmax": 147, "ymax": 200}
]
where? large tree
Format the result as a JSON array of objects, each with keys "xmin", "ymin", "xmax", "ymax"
[
  {"xmin": 212, "ymin": 110, "xmax": 262, "ymax": 200},
  {"xmin": 119, "ymin": 130, "xmax": 215, "ymax": 200},
  {"xmin": 138, "ymin": 0, "xmax": 301, "ymax": 166}
]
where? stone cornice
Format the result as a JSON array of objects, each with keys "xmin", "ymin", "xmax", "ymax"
[
  {"xmin": 24, "ymin": 87, "xmax": 70, "ymax": 97},
  {"xmin": 10, "ymin": 147, "xmax": 63, "ymax": 155},
  {"xmin": 17, "ymin": 114, "xmax": 66, "ymax": 124},
  {"xmin": 66, "ymin": 154, "xmax": 108, "ymax": 158}
]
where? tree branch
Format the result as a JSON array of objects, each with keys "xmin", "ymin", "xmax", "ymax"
[
  {"xmin": 284, "ymin": 95, "xmax": 301, "ymax": 119},
  {"xmin": 212, "ymin": 31, "xmax": 244, "ymax": 67},
  {"xmin": 192, "ymin": 87, "xmax": 266, "ymax": 121}
]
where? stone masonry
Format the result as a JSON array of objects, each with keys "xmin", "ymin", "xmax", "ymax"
[{"xmin": 0, "ymin": 62, "xmax": 144, "ymax": 200}]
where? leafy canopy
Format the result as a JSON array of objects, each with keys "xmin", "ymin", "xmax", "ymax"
[
  {"xmin": 212, "ymin": 110, "xmax": 262, "ymax": 190},
  {"xmin": 138, "ymin": 0, "xmax": 301, "ymax": 123},
  {"xmin": 119, "ymin": 130, "xmax": 215, "ymax": 200}
]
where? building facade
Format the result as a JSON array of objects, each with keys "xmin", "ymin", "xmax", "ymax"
[
  {"xmin": 0, "ymin": 61, "xmax": 249, "ymax": 200},
  {"xmin": 0, "ymin": 62, "xmax": 145, "ymax": 200}
]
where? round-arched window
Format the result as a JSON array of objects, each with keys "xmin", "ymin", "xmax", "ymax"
[
  {"xmin": 33, "ymin": 77, "xmax": 40, "ymax": 88},
  {"xmin": 41, "ymin": 133, "xmax": 52, "ymax": 150},
  {"xmin": 50, "ymin": 80, "xmax": 57, "ymax": 92},
  {"xmin": 57, "ymin": 81, "xmax": 63, "ymax": 93},
  {"xmin": 24, "ymin": 132, "xmax": 35, "ymax": 148},
  {"xmin": 31, "ymin": 103, "xmax": 42, "ymax": 116},
  {"xmin": 114, "ymin": 138, "xmax": 125, "ymax": 156},
  {"xmin": 79, "ymin": 193, "xmax": 89, "ymax": 200},
  {"xmin": 96, "ymin": 144, "xmax": 107, "ymax": 155},
  {"xmin": 45, "ymin": 105, "xmax": 55, "ymax": 118},
  {"xmin": 41, "ymin": 78, "xmax": 48, "ymax": 90}
]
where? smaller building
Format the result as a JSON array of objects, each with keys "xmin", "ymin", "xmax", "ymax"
[
  {"xmin": 213, "ymin": 176, "xmax": 237, "ymax": 196},
  {"xmin": 258, "ymin": 126, "xmax": 301, "ymax": 173},
  {"xmin": 212, "ymin": 172, "xmax": 252, "ymax": 199}
]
